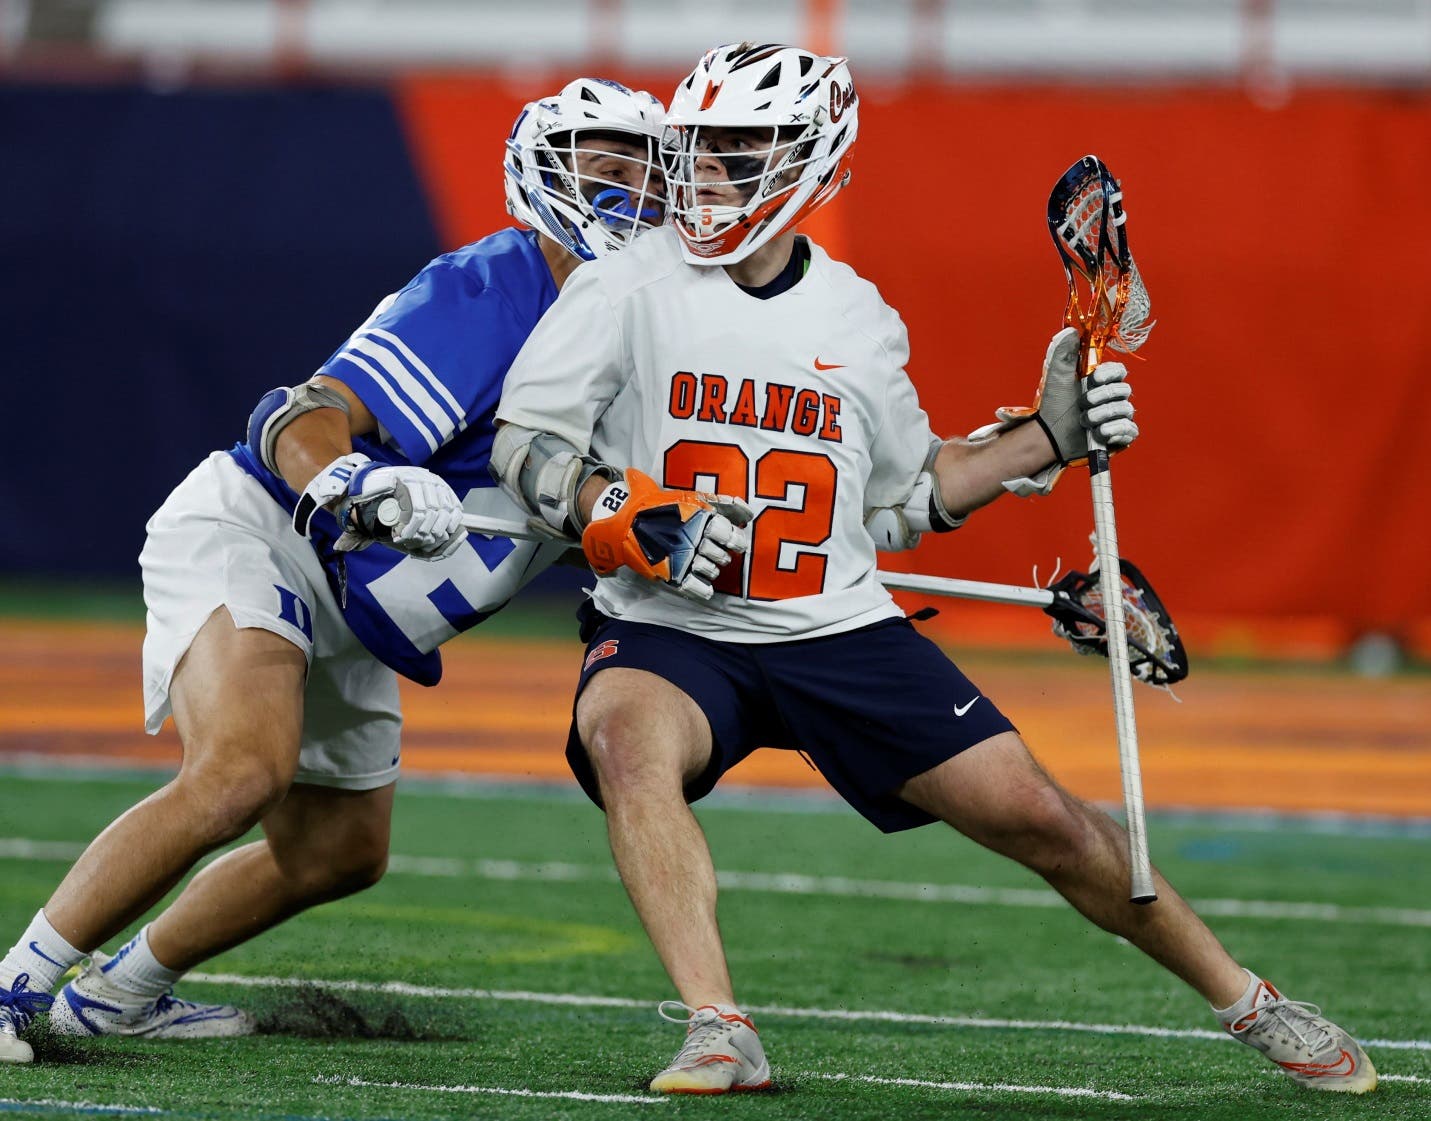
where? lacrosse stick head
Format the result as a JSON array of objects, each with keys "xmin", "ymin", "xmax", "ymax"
[
  {"xmin": 1047, "ymin": 155, "xmax": 1153, "ymax": 355},
  {"xmin": 1043, "ymin": 559, "xmax": 1188, "ymax": 686}
]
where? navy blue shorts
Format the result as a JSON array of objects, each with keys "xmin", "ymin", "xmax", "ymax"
[{"xmin": 565, "ymin": 601, "xmax": 1017, "ymax": 833}]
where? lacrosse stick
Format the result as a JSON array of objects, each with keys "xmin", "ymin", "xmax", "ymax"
[
  {"xmin": 444, "ymin": 509, "xmax": 1187, "ymax": 687},
  {"xmin": 1048, "ymin": 155, "xmax": 1158, "ymax": 902}
]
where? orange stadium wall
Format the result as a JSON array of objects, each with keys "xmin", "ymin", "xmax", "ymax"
[{"xmin": 399, "ymin": 75, "xmax": 1431, "ymax": 659}]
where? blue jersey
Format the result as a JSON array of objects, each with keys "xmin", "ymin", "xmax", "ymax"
[{"xmin": 231, "ymin": 227, "xmax": 562, "ymax": 685}]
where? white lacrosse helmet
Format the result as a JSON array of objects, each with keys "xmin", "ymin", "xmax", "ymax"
[
  {"xmin": 504, "ymin": 78, "xmax": 667, "ymax": 261},
  {"xmin": 662, "ymin": 43, "xmax": 858, "ymax": 265}
]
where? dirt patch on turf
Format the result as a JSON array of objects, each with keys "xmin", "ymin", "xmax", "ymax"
[
  {"xmin": 254, "ymin": 984, "xmax": 466, "ymax": 1042},
  {"xmin": 24, "ymin": 1020, "xmax": 157, "ymax": 1068}
]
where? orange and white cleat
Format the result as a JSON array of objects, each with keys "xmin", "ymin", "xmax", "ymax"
[
  {"xmin": 649, "ymin": 1000, "xmax": 771, "ymax": 1094},
  {"xmin": 1220, "ymin": 976, "xmax": 1377, "ymax": 1093}
]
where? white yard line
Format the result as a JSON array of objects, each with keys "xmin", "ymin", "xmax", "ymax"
[
  {"xmin": 6, "ymin": 838, "xmax": 1428, "ymax": 929},
  {"xmin": 186, "ymin": 970, "xmax": 1431, "ymax": 1053},
  {"xmin": 311, "ymin": 1072, "xmax": 1141, "ymax": 1103},
  {"xmin": 1380, "ymin": 1074, "xmax": 1430, "ymax": 1084},
  {"xmin": 312, "ymin": 1074, "xmax": 662, "ymax": 1105},
  {"xmin": 811, "ymin": 1072, "xmax": 1138, "ymax": 1100}
]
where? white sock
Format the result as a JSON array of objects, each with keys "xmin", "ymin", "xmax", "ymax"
[
  {"xmin": 98, "ymin": 925, "xmax": 184, "ymax": 999},
  {"xmin": 0, "ymin": 909, "xmax": 85, "ymax": 994},
  {"xmin": 1212, "ymin": 968, "xmax": 1269, "ymax": 1025}
]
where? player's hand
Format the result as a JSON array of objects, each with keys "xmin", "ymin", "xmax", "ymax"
[
  {"xmin": 1079, "ymin": 361, "xmax": 1138, "ymax": 452},
  {"xmin": 995, "ymin": 327, "xmax": 1138, "ymax": 464},
  {"xmin": 295, "ymin": 454, "xmax": 467, "ymax": 559},
  {"xmin": 345, "ymin": 463, "xmax": 467, "ymax": 559},
  {"xmin": 582, "ymin": 468, "xmax": 752, "ymax": 601}
]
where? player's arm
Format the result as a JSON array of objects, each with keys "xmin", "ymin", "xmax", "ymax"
[
  {"xmin": 492, "ymin": 426, "xmax": 751, "ymax": 602},
  {"xmin": 867, "ymin": 328, "xmax": 1137, "ymax": 551},
  {"xmin": 244, "ymin": 375, "xmax": 466, "ymax": 560}
]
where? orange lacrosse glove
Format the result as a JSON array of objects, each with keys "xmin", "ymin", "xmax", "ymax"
[{"xmin": 581, "ymin": 469, "xmax": 752, "ymax": 601}]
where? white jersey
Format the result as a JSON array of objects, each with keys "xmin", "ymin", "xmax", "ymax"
[{"xmin": 498, "ymin": 227, "xmax": 935, "ymax": 642}]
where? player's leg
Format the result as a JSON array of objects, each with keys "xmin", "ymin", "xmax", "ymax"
[
  {"xmin": 2, "ymin": 607, "xmax": 304, "ymax": 1057},
  {"xmin": 53, "ymin": 575, "xmax": 403, "ymax": 1041},
  {"xmin": 140, "ymin": 781, "xmax": 393, "ymax": 973},
  {"xmin": 899, "ymin": 733, "xmax": 1246, "ymax": 1000},
  {"xmin": 2, "ymin": 454, "xmax": 327, "ymax": 1060},
  {"xmin": 54, "ymin": 782, "xmax": 393, "ymax": 1037},
  {"xmin": 47, "ymin": 610, "xmax": 305, "ymax": 952},
  {"xmin": 578, "ymin": 667, "xmax": 730, "ymax": 1005},
  {"xmin": 898, "ymin": 735, "xmax": 1376, "ymax": 1092},
  {"xmin": 570, "ymin": 617, "xmax": 770, "ymax": 1094}
]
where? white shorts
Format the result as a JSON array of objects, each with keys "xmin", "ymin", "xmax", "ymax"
[{"xmin": 140, "ymin": 452, "xmax": 402, "ymax": 791}]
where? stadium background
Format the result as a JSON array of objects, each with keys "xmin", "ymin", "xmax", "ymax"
[
  {"xmin": 2, "ymin": 1, "xmax": 1428, "ymax": 806},
  {"xmin": 1, "ymin": 5, "xmax": 1428, "ymax": 1118}
]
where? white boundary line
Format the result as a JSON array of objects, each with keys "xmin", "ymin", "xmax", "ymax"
[
  {"xmin": 185, "ymin": 971, "xmax": 1431, "ymax": 1053},
  {"xmin": 5, "ymin": 839, "xmax": 1429, "ymax": 929},
  {"xmin": 312, "ymin": 1074, "xmax": 662, "ymax": 1105},
  {"xmin": 311, "ymin": 1072, "xmax": 1142, "ymax": 1104},
  {"xmin": 811, "ymin": 1072, "xmax": 1138, "ymax": 1100}
]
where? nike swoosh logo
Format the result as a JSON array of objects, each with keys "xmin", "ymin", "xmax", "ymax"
[
  {"xmin": 953, "ymin": 697, "xmax": 979, "ymax": 717},
  {"xmin": 1277, "ymin": 1049, "xmax": 1357, "ymax": 1078},
  {"xmin": 29, "ymin": 941, "xmax": 64, "ymax": 968},
  {"xmin": 814, "ymin": 358, "xmax": 844, "ymax": 371}
]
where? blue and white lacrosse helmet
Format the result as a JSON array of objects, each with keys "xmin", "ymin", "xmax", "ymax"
[
  {"xmin": 504, "ymin": 78, "xmax": 667, "ymax": 261},
  {"xmin": 663, "ymin": 43, "xmax": 858, "ymax": 265}
]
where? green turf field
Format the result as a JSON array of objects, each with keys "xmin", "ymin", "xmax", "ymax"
[{"xmin": 1, "ymin": 768, "xmax": 1427, "ymax": 1120}]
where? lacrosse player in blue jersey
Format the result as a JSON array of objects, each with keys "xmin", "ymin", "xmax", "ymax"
[{"xmin": 0, "ymin": 78, "xmax": 665, "ymax": 1063}]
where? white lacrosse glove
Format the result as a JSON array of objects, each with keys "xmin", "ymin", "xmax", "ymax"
[
  {"xmin": 971, "ymin": 327, "xmax": 1139, "ymax": 496},
  {"xmin": 582, "ymin": 469, "xmax": 752, "ymax": 602},
  {"xmin": 294, "ymin": 453, "xmax": 468, "ymax": 560},
  {"xmin": 864, "ymin": 471, "xmax": 967, "ymax": 552}
]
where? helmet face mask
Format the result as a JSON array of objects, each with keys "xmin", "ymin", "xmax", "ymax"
[
  {"xmin": 663, "ymin": 43, "xmax": 858, "ymax": 266},
  {"xmin": 505, "ymin": 80, "xmax": 667, "ymax": 261}
]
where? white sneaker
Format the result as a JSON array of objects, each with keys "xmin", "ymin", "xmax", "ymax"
[
  {"xmin": 649, "ymin": 1001, "xmax": 771, "ymax": 1094},
  {"xmin": 1223, "ymin": 978, "xmax": 1377, "ymax": 1093},
  {"xmin": 0, "ymin": 973, "xmax": 54, "ymax": 1064},
  {"xmin": 49, "ymin": 954, "xmax": 254, "ymax": 1040}
]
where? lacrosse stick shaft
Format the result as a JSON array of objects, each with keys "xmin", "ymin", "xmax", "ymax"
[
  {"xmin": 876, "ymin": 571, "xmax": 1054, "ymax": 610},
  {"xmin": 461, "ymin": 513, "xmax": 549, "ymax": 541},
  {"xmin": 459, "ymin": 515, "xmax": 1063, "ymax": 611},
  {"xmin": 1084, "ymin": 347, "xmax": 1156, "ymax": 904}
]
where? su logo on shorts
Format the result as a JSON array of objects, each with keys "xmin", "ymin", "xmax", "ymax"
[{"xmin": 584, "ymin": 639, "xmax": 621, "ymax": 672}]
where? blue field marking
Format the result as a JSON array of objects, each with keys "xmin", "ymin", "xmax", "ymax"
[{"xmin": 0, "ymin": 1103, "xmax": 161, "ymax": 1117}]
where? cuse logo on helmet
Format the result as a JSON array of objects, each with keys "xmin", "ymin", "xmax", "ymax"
[{"xmin": 584, "ymin": 639, "xmax": 621, "ymax": 672}]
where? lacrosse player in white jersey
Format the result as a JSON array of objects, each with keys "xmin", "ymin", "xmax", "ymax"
[
  {"xmin": 0, "ymin": 78, "xmax": 667, "ymax": 1064},
  {"xmin": 493, "ymin": 43, "xmax": 1375, "ymax": 1097}
]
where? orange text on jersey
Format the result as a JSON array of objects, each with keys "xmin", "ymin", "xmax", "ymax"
[{"xmin": 668, "ymin": 371, "xmax": 843, "ymax": 443}]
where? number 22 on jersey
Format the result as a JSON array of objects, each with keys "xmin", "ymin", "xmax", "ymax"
[{"xmin": 664, "ymin": 439, "xmax": 836, "ymax": 600}]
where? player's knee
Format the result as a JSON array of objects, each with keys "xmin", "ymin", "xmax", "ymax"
[
  {"xmin": 1002, "ymin": 781, "xmax": 1095, "ymax": 876},
  {"xmin": 301, "ymin": 846, "xmax": 388, "ymax": 901},
  {"xmin": 325, "ymin": 834, "xmax": 390, "ymax": 896},
  {"xmin": 583, "ymin": 713, "xmax": 687, "ymax": 796},
  {"xmin": 175, "ymin": 756, "xmax": 292, "ymax": 844}
]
